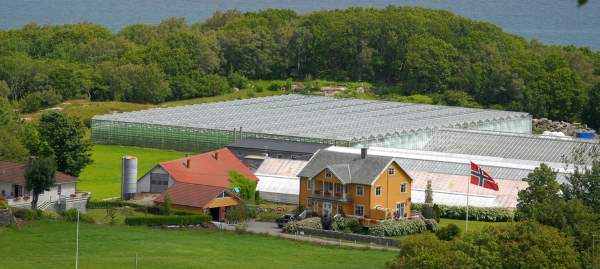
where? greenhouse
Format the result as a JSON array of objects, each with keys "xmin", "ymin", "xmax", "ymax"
[{"xmin": 91, "ymin": 94, "xmax": 532, "ymax": 152}]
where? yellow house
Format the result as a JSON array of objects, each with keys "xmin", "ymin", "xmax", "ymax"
[{"xmin": 297, "ymin": 148, "xmax": 412, "ymax": 220}]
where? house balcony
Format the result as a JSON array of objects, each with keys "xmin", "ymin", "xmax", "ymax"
[{"xmin": 308, "ymin": 190, "xmax": 352, "ymax": 203}]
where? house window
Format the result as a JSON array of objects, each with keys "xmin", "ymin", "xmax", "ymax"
[
  {"xmin": 291, "ymin": 155, "xmax": 298, "ymax": 160},
  {"xmin": 354, "ymin": 204, "xmax": 364, "ymax": 217},
  {"xmin": 396, "ymin": 202, "xmax": 406, "ymax": 219},
  {"xmin": 57, "ymin": 184, "xmax": 62, "ymax": 196},
  {"xmin": 356, "ymin": 185, "xmax": 364, "ymax": 196},
  {"xmin": 375, "ymin": 186, "xmax": 382, "ymax": 196},
  {"xmin": 276, "ymin": 154, "xmax": 283, "ymax": 159},
  {"xmin": 400, "ymin": 183, "xmax": 406, "ymax": 193},
  {"xmin": 388, "ymin": 167, "xmax": 395, "ymax": 175},
  {"xmin": 325, "ymin": 169, "xmax": 332, "ymax": 178},
  {"xmin": 307, "ymin": 179, "xmax": 314, "ymax": 190}
]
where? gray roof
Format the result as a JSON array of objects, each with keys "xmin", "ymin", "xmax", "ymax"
[
  {"xmin": 297, "ymin": 150, "xmax": 393, "ymax": 185},
  {"xmin": 424, "ymin": 128, "xmax": 600, "ymax": 164},
  {"xmin": 93, "ymin": 94, "xmax": 530, "ymax": 142},
  {"xmin": 227, "ymin": 138, "xmax": 330, "ymax": 154}
]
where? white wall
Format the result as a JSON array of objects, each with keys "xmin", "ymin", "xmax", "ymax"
[{"xmin": 137, "ymin": 165, "xmax": 174, "ymax": 193}]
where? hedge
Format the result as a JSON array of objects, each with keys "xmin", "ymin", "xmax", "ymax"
[
  {"xmin": 368, "ymin": 219, "xmax": 428, "ymax": 237},
  {"xmin": 283, "ymin": 217, "xmax": 322, "ymax": 233},
  {"xmin": 87, "ymin": 200, "xmax": 143, "ymax": 209},
  {"xmin": 412, "ymin": 203, "xmax": 514, "ymax": 222},
  {"xmin": 124, "ymin": 215, "xmax": 210, "ymax": 226}
]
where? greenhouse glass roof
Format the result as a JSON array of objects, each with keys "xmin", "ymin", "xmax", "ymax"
[
  {"xmin": 423, "ymin": 129, "xmax": 600, "ymax": 164},
  {"xmin": 93, "ymin": 94, "xmax": 530, "ymax": 142}
]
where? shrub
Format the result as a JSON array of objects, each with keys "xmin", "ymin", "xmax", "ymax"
[
  {"xmin": 43, "ymin": 211, "xmax": 61, "ymax": 220},
  {"xmin": 0, "ymin": 200, "xmax": 8, "ymax": 209},
  {"xmin": 436, "ymin": 224, "xmax": 461, "ymax": 241},
  {"xmin": 13, "ymin": 208, "xmax": 42, "ymax": 220},
  {"xmin": 268, "ymin": 82, "xmax": 282, "ymax": 91},
  {"xmin": 227, "ymin": 72, "xmax": 248, "ymax": 89},
  {"xmin": 21, "ymin": 90, "xmax": 62, "ymax": 113},
  {"xmin": 432, "ymin": 204, "xmax": 441, "ymax": 222},
  {"xmin": 332, "ymin": 216, "xmax": 362, "ymax": 233},
  {"xmin": 226, "ymin": 205, "xmax": 249, "ymax": 224},
  {"xmin": 368, "ymin": 219, "xmax": 427, "ymax": 237},
  {"xmin": 62, "ymin": 208, "xmax": 95, "ymax": 223},
  {"xmin": 412, "ymin": 203, "xmax": 514, "ymax": 222},
  {"xmin": 424, "ymin": 219, "xmax": 439, "ymax": 232},
  {"xmin": 162, "ymin": 194, "xmax": 172, "ymax": 216},
  {"xmin": 86, "ymin": 200, "xmax": 142, "ymax": 209},
  {"xmin": 255, "ymin": 211, "xmax": 282, "ymax": 222},
  {"xmin": 146, "ymin": 205, "xmax": 164, "ymax": 215},
  {"xmin": 321, "ymin": 214, "xmax": 333, "ymax": 230},
  {"xmin": 283, "ymin": 217, "xmax": 322, "ymax": 233},
  {"xmin": 124, "ymin": 215, "xmax": 210, "ymax": 226}
]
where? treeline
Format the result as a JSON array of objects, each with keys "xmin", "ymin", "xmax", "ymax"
[{"xmin": 0, "ymin": 7, "xmax": 599, "ymax": 126}]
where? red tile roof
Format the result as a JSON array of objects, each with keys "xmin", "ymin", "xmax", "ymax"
[
  {"xmin": 158, "ymin": 148, "xmax": 257, "ymax": 188},
  {"xmin": 155, "ymin": 182, "xmax": 236, "ymax": 208},
  {"xmin": 0, "ymin": 160, "xmax": 78, "ymax": 185}
]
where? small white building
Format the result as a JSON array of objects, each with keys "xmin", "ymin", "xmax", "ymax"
[{"xmin": 0, "ymin": 160, "xmax": 89, "ymax": 212}]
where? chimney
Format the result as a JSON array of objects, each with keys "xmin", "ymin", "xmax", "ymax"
[
  {"xmin": 186, "ymin": 158, "xmax": 191, "ymax": 168},
  {"xmin": 361, "ymin": 148, "xmax": 368, "ymax": 159},
  {"xmin": 214, "ymin": 151, "xmax": 219, "ymax": 160}
]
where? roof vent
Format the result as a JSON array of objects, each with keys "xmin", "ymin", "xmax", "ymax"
[{"xmin": 361, "ymin": 148, "xmax": 368, "ymax": 159}]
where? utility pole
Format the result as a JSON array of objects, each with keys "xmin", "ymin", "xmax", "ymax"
[
  {"xmin": 75, "ymin": 209, "xmax": 79, "ymax": 269},
  {"xmin": 594, "ymin": 234, "xmax": 598, "ymax": 269}
]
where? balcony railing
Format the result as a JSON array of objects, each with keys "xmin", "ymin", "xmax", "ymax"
[{"xmin": 308, "ymin": 191, "xmax": 352, "ymax": 203}]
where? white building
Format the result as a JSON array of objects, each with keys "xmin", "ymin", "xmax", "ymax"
[
  {"xmin": 0, "ymin": 160, "xmax": 89, "ymax": 211},
  {"xmin": 255, "ymin": 158, "xmax": 308, "ymax": 204}
]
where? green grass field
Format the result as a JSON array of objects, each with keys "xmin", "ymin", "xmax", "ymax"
[
  {"xmin": 78, "ymin": 145, "xmax": 187, "ymax": 200},
  {"xmin": 0, "ymin": 221, "xmax": 395, "ymax": 269},
  {"xmin": 438, "ymin": 218, "xmax": 509, "ymax": 232}
]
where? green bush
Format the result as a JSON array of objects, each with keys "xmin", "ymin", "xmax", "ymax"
[
  {"xmin": 368, "ymin": 219, "xmax": 427, "ymax": 237},
  {"xmin": 124, "ymin": 215, "xmax": 210, "ymax": 226},
  {"xmin": 226, "ymin": 205, "xmax": 249, "ymax": 224},
  {"xmin": 0, "ymin": 200, "xmax": 8, "ymax": 209},
  {"xmin": 86, "ymin": 200, "xmax": 142, "ymax": 209},
  {"xmin": 227, "ymin": 72, "xmax": 248, "ymax": 89},
  {"xmin": 332, "ymin": 216, "xmax": 362, "ymax": 233},
  {"xmin": 21, "ymin": 90, "xmax": 62, "ymax": 113},
  {"xmin": 43, "ymin": 211, "xmax": 61, "ymax": 220},
  {"xmin": 412, "ymin": 203, "xmax": 514, "ymax": 222},
  {"xmin": 13, "ymin": 208, "xmax": 42, "ymax": 220},
  {"xmin": 283, "ymin": 217, "xmax": 322, "ymax": 233},
  {"xmin": 424, "ymin": 219, "xmax": 439, "ymax": 232},
  {"xmin": 62, "ymin": 208, "xmax": 95, "ymax": 223},
  {"xmin": 255, "ymin": 211, "xmax": 282, "ymax": 222},
  {"xmin": 436, "ymin": 224, "xmax": 461, "ymax": 241}
]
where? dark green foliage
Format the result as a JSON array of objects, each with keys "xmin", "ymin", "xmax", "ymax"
[
  {"xmin": 21, "ymin": 90, "xmax": 62, "ymax": 112},
  {"xmin": 86, "ymin": 200, "xmax": 143, "ymax": 209},
  {"xmin": 0, "ymin": 98, "xmax": 29, "ymax": 160},
  {"xmin": 424, "ymin": 219, "xmax": 439, "ymax": 232},
  {"xmin": 516, "ymin": 164, "xmax": 561, "ymax": 220},
  {"xmin": 584, "ymin": 83, "xmax": 600, "ymax": 129},
  {"xmin": 162, "ymin": 193, "xmax": 172, "ymax": 216},
  {"xmin": 320, "ymin": 214, "xmax": 333, "ymax": 230},
  {"xmin": 225, "ymin": 205, "xmax": 249, "ymax": 224},
  {"xmin": 38, "ymin": 111, "xmax": 92, "ymax": 176},
  {"xmin": 435, "ymin": 224, "xmax": 461, "ymax": 241},
  {"xmin": 432, "ymin": 204, "xmax": 441, "ymax": 223},
  {"xmin": 412, "ymin": 203, "xmax": 514, "ymax": 222},
  {"xmin": 332, "ymin": 216, "xmax": 362, "ymax": 233},
  {"xmin": 0, "ymin": 7, "xmax": 598, "ymax": 126},
  {"xmin": 25, "ymin": 156, "xmax": 57, "ymax": 209},
  {"xmin": 124, "ymin": 214, "xmax": 210, "ymax": 226},
  {"xmin": 12, "ymin": 208, "xmax": 43, "ymax": 220},
  {"xmin": 562, "ymin": 160, "xmax": 600, "ymax": 214},
  {"xmin": 386, "ymin": 222, "xmax": 581, "ymax": 269}
]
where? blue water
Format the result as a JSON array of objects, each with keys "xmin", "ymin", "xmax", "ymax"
[{"xmin": 1, "ymin": 0, "xmax": 599, "ymax": 49}]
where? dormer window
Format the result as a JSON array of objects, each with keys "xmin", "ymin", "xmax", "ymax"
[
  {"xmin": 388, "ymin": 167, "xmax": 395, "ymax": 175},
  {"xmin": 325, "ymin": 169, "xmax": 332, "ymax": 178}
]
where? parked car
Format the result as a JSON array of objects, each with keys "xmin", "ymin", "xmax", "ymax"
[{"xmin": 276, "ymin": 214, "xmax": 297, "ymax": 228}]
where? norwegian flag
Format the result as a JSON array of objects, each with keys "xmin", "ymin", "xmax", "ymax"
[{"xmin": 470, "ymin": 162, "xmax": 499, "ymax": 191}]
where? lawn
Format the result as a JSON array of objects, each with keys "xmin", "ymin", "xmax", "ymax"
[
  {"xmin": 438, "ymin": 218, "xmax": 509, "ymax": 232},
  {"xmin": 78, "ymin": 145, "xmax": 187, "ymax": 200},
  {"xmin": 0, "ymin": 221, "xmax": 395, "ymax": 269}
]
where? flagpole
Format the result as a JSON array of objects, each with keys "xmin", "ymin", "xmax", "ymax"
[
  {"xmin": 76, "ymin": 209, "xmax": 79, "ymax": 269},
  {"xmin": 466, "ymin": 172, "xmax": 470, "ymax": 234}
]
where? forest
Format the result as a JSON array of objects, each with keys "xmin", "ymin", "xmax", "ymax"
[{"xmin": 0, "ymin": 6, "xmax": 599, "ymax": 127}]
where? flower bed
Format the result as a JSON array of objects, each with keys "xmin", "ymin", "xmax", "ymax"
[{"xmin": 283, "ymin": 217, "xmax": 322, "ymax": 233}]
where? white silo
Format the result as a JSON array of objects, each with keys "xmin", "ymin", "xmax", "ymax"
[{"xmin": 121, "ymin": 156, "xmax": 138, "ymax": 200}]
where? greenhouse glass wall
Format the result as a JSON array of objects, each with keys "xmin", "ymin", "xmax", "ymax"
[{"xmin": 91, "ymin": 94, "xmax": 532, "ymax": 152}]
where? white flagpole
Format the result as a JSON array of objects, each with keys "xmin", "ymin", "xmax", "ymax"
[
  {"xmin": 466, "ymin": 170, "xmax": 470, "ymax": 234},
  {"xmin": 76, "ymin": 209, "xmax": 79, "ymax": 269}
]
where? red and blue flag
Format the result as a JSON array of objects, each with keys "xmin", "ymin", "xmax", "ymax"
[{"xmin": 470, "ymin": 162, "xmax": 499, "ymax": 191}]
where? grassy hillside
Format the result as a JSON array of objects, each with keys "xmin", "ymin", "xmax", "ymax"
[
  {"xmin": 78, "ymin": 145, "xmax": 187, "ymax": 200},
  {"xmin": 0, "ymin": 221, "xmax": 395, "ymax": 269}
]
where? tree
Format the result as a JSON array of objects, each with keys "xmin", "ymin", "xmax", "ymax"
[
  {"xmin": 0, "ymin": 97, "xmax": 28, "ymax": 160},
  {"xmin": 228, "ymin": 171, "xmax": 257, "ymax": 201},
  {"xmin": 25, "ymin": 156, "xmax": 57, "ymax": 210},
  {"xmin": 583, "ymin": 83, "xmax": 600, "ymax": 130},
  {"xmin": 0, "ymin": 80, "xmax": 9, "ymax": 98},
  {"xmin": 516, "ymin": 164, "xmax": 561, "ymax": 220},
  {"xmin": 562, "ymin": 160, "xmax": 600, "ymax": 214},
  {"xmin": 404, "ymin": 35, "xmax": 458, "ymax": 93},
  {"xmin": 38, "ymin": 111, "xmax": 92, "ymax": 176},
  {"xmin": 162, "ymin": 193, "xmax": 173, "ymax": 215}
]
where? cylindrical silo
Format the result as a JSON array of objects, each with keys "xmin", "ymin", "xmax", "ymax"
[{"xmin": 121, "ymin": 156, "xmax": 138, "ymax": 200}]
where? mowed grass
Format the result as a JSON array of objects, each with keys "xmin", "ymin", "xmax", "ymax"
[
  {"xmin": 78, "ymin": 145, "xmax": 187, "ymax": 200},
  {"xmin": 438, "ymin": 218, "xmax": 510, "ymax": 232},
  {"xmin": 0, "ymin": 221, "xmax": 395, "ymax": 269}
]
